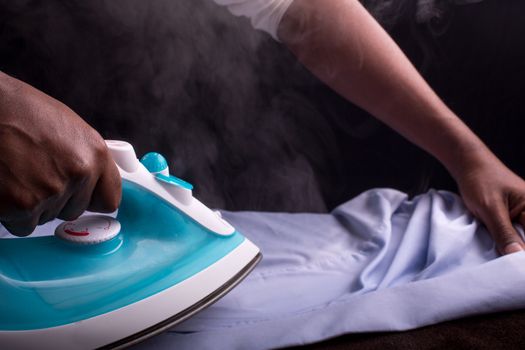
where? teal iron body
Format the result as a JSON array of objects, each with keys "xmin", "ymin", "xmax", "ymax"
[{"xmin": 0, "ymin": 140, "xmax": 261, "ymax": 349}]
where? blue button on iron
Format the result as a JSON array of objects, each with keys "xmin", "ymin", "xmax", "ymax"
[{"xmin": 140, "ymin": 152, "xmax": 169, "ymax": 175}]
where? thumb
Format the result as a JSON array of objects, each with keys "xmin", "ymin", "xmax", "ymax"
[{"xmin": 481, "ymin": 202, "xmax": 524, "ymax": 255}]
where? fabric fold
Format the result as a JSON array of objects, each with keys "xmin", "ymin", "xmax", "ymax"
[{"xmin": 132, "ymin": 189, "xmax": 525, "ymax": 350}]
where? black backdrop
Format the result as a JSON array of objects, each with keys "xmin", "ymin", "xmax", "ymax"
[
  {"xmin": 1, "ymin": 1, "xmax": 524, "ymax": 213},
  {"xmin": 2, "ymin": 1, "xmax": 525, "ymax": 348},
  {"xmin": 0, "ymin": 0, "xmax": 446, "ymax": 213}
]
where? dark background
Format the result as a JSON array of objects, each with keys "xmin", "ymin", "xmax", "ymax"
[
  {"xmin": 1, "ymin": 0, "xmax": 525, "ymax": 348},
  {"xmin": 0, "ymin": 0, "xmax": 452, "ymax": 214}
]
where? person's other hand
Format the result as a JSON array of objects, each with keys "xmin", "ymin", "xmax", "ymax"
[
  {"xmin": 0, "ymin": 72, "xmax": 121, "ymax": 236},
  {"xmin": 455, "ymin": 151, "xmax": 525, "ymax": 255}
]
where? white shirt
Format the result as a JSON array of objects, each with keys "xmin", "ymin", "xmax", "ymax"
[
  {"xmin": 212, "ymin": 0, "xmax": 294, "ymax": 40},
  {"xmin": 213, "ymin": 0, "xmax": 486, "ymax": 40}
]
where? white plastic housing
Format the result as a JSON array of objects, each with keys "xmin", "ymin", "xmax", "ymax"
[
  {"xmin": 105, "ymin": 140, "xmax": 235, "ymax": 236},
  {"xmin": 105, "ymin": 140, "xmax": 139, "ymax": 173}
]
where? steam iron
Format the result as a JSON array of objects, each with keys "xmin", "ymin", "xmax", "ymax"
[{"xmin": 0, "ymin": 140, "xmax": 261, "ymax": 349}]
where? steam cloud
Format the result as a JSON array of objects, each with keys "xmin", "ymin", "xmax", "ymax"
[{"xmin": 0, "ymin": 0, "xmax": 437, "ymax": 212}]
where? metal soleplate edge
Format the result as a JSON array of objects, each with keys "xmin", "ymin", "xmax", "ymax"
[{"xmin": 100, "ymin": 252, "xmax": 262, "ymax": 350}]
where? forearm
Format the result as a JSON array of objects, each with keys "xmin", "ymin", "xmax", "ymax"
[{"xmin": 278, "ymin": 0, "xmax": 495, "ymax": 179}]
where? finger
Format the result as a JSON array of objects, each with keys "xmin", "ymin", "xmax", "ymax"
[
  {"xmin": 38, "ymin": 209, "xmax": 55, "ymax": 226},
  {"xmin": 57, "ymin": 180, "xmax": 96, "ymax": 221},
  {"xmin": 1, "ymin": 213, "xmax": 41, "ymax": 237},
  {"xmin": 38, "ymin": 194, "xmax": 71, "ymax": 225},
  {"xmin": 482, "ymin": 202, "xmax": 525, "ymax": 255},
  {"xmin": 88, "ymin": 160, "xmax": 121, "ymax": 213}
]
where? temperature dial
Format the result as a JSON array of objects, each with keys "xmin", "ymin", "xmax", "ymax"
[{"xmin": 55, "ymin": 215, "xmax": 121, "ymax": 245}]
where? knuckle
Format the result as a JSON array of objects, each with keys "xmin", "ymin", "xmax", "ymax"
[
  {"xmin": 477, "ymin": 195, "xmax": 497, "ymax": 212},
  {"xmin": 40, "ymin": 180, "xmax": 64, "ymax": 199},
  {"xmin": 69, "ymin": 140, "xmax": 108, "ymax": 181},
  {"xmin": 69, "ymin": 158, "xmax": 93, "ymax": 181},
  {"xmin": 91, "ymin": 134, "xmax": 109, "ymax": 161},
  {"xmin": 13, "ymin": 193, "xmax": 40, "ymax": 213}
]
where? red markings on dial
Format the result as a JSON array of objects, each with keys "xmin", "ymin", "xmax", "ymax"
[{"xmin": 64, "ymin": 223, "xmax": 90, "ymax": 236}]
